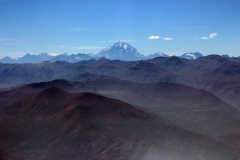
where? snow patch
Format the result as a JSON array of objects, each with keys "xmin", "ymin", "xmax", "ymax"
[
  {"xmin": 186, "ymin": 53, "xmax": 196, "ymax": 59},
  {"xmin": 10, "ymin": 57, "xmax": 19, "ymax": 60},
  {"xmin": 48, "ymin": 53, "xmax": 59, "ymax": 56}
]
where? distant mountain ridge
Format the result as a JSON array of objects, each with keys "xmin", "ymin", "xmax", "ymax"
[{"xmin": 0, "ymin": 42, "xmax": 238, "ymax": 63}]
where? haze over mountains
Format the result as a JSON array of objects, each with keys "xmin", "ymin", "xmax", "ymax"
[
  {"xmin": 1, "ymin": 87, "xmax": 239, "ymax": 160},
  {"xmin": 1, "ymin": 54, "xmax": 240, "ymax": 110},
  {"xmin": 0, "ymin": 42, "xmax": 240, "ymax": 159},
  {"xmin": 1, "ymin": 42, "xmax": 239, "ymax": 63}
]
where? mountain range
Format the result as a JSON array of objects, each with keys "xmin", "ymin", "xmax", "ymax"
[
  {"xmin": 1, "ymin": 55, "xmax": 240, "ymax": 111},
  {"xmin": 1, "ymin": 45, "xmax": 240, "ymax": 159},
  {"xmin": 1, "ymin": 42, "xmax": 238, "ymax": 63},
  {"xmin": 1, "ymin": 82, "xmax": 240, "ymax": 159}
]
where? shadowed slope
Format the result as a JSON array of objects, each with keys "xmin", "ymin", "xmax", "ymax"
[
  {"xmin": 0, "ymin": 88, "xmax": 239, "ymax": 160},
  {"xmin": 0, "ymin": 79, "xmax": 73, "ymax": 107},
  {"xmin": 216, "ymin": 128, "xmax": 240, "ymax": 151},
  {"xmin": 1, "ymin": 78, "xmax": 240, "ymax": 138}
]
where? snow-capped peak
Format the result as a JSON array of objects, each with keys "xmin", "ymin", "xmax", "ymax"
[
  {"xmin": 180, "ymin": 52, "xmax": 203, "ymax": 59},
  {"xmin": 112, "ymin": 41, "xmax": 128, "ymax": 47},
  {"xmin": 155, "ymin": 52, "xmax": 167, "ymax": 56},
  {"xmin": 95, "ymin": 41, "xmax": 145, "ymax": 61},
  {"xmin": 146, "ymin": 52, "xmax": 169, "ymax": 59},
  {"xmin": 99, "ymin": 42, "xmax": 134, "ymax": 53}
]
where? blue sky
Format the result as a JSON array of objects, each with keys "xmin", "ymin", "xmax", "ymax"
[{"xmin": 0, "ymin": 0, "xmax": 240, "ymax": 57}]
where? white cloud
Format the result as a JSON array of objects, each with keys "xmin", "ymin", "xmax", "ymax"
[
  {"xmin": 148, "ymin": 36, "xmax": 160, "ymax": 40},
  {"xmin": 209, "ymin": 33, "xmax": 217, "ymax": 38},
  {"xmin": 69, "ymin": 28, "xmax": 84, "ymax": 31},
  {"xmin": 201, "ymin": 33, "xmax": 217, "ymax": 40},
  {"xmin": 163, "ymin": 37, "xmax": 174, "ymax": 41},
  {"xmin": 72, "ymin": 46, "xmax": 104, "ymax": 50},
  {"xmin": 201, "ymin": 37, "xmax": 208, "ymax": 40}
]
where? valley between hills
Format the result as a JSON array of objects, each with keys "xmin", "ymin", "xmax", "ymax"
[{"xmin": 0, "ymin": 43, "xmax": 240, "ymax": 159}]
